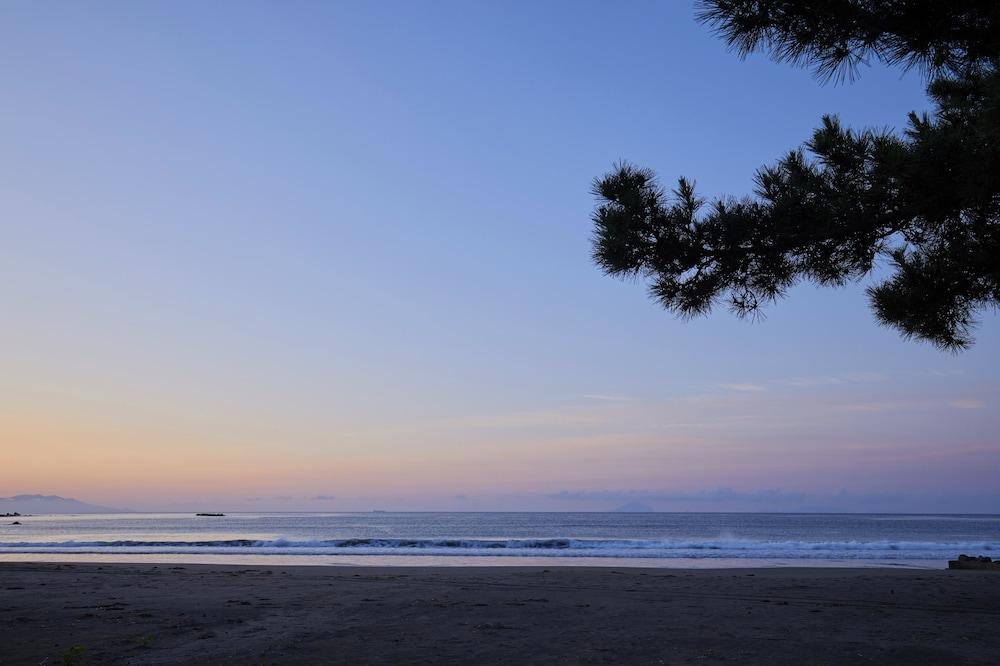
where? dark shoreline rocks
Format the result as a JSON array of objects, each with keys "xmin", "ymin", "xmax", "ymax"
[{"xmin": 949, "ymin": 554, "xmax": 1000, "ymax": 570}]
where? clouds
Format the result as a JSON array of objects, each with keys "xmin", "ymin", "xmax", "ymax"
[
  {"xmin": 317, "ymin": 374, "xmax": 999, "ymax": 498},
  {"xmin": 546, "ymin": 487, "xmax": 806, "ymax": 504},
  {"xmin": 543, "ymin": 487, "xmax": 1000, "ymax": 513},
  {"xmin": 782, "ymin": 373, "xmax": 885, "ymax": 388},
  {"xmin": 721, "ymin": 383, "xmax": 766, "ymax": 392},
  {"xmin": 14, "ymin": 362, "xmax": 995, "ymax": 511},
  {"xmin": 228, "ymin": 484, "xmax": 1000, "ymax": 512},
  {"xmin": 949, "ymin": 399, "xmax": 985, "ymax": 409},
  {"xmin": 2, "ymin": 0, "xmax": 997, "ymax": 518},
  {"xmin": 719, "ymin": 373, "xmax": 889, "ymax": 394}
]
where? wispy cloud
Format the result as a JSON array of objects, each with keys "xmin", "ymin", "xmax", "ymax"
[
  {"xmin": 248, "ymin": 494, "xmax": 334, "ymax": 502},
  {"xmin": 721, "ymin": 383, "xmax": 766, "ymax": 392},
  {"xmin": 340, "ymin": 406, "xmax": 613, "ymax": 440},
  {"xmin": 918, "ymin": 369, "xmax": 964, "ymax": 378},
  {"xmin": 949, "ymin": 399, "xmax": 985, "ymax": 409},
  {"xmin": 544, "ymin": 487, "xmax": 1000, "ymax": 513},
  {"xmin": 546, "ymin": 487, "xmax": 805, "ymax": 503},
  {"xmin": 581, "ymin": 394, "xmax": 634, "ymax": 402},
  {"xmin": 833, "ymin": 399, "xmax": 927, "ymax": 413},
  {"xmin": 783, "ymin": 373, "xmax": 885, "ymax": 387}
]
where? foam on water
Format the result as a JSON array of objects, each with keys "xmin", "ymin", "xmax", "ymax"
[
  {"xmin": 2, "ymin": 512, "xmax": 997, "ymax": 564},
  {"xmin": 1, "ymin": 536, "xmax": 996, "ymax": 559}
]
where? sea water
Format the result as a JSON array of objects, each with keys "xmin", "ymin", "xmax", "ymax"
[{"xmin": 1, "ymin": 512, "xmax": 997, "ymax": 568}]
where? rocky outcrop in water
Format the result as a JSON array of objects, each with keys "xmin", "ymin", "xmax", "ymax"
[{"xmin": 949, "ymin": 554, "xmax": 1000, "ymax": 570}]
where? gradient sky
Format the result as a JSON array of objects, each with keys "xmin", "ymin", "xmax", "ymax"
[{"xmin": 2, "ymin": 1, "xmax": 997, "ymax": 512}]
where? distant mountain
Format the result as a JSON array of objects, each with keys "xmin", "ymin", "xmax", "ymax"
[{"xmin": 0, "ymin": 494, "xmax": 128, "ymax": 514}]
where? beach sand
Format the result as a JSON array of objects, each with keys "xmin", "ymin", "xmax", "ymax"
[{"xmin": 2, "ymin": 563, "xmax": 999, "ymax": 664}]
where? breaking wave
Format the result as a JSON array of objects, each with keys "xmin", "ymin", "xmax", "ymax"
[{"xmin": 0, "ymin": 537, "xmax": 994, "ymax": 559}]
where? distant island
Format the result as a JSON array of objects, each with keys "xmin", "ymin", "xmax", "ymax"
[{"xmin": 0, "ymin": 494, "xmax": 127, "ymax": 515}]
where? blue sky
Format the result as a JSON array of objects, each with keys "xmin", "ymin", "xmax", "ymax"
[{"xmin": 1, "ymin": 1, "xmax": 997, "ymax": 511}]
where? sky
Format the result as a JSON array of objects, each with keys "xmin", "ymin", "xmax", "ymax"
[{"xmin": 1, "ymin": 1, "xmax": 997, "ymax": 512}]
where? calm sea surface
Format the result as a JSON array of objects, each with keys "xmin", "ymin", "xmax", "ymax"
[{"xmin": 2, "ymin": 512, "xmax": 998, "ymax": 568}]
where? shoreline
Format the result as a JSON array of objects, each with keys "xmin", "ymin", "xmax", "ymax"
[
  {"xmin": 0, "ymin": 552, "xmax": 946, "ymax": 569},
  {"xmin": 3, "ymin": 562, "xmax": 998, "ymax": 664}
]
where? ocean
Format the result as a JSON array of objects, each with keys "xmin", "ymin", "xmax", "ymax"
[{"xmin": 2, "ymin": 512, "xmax": 998, "ymax": 568}]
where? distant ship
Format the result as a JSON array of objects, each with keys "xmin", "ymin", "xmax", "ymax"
[{"xmin": 195, "ymin": 512, "xmax": 225, "ymax": 517}]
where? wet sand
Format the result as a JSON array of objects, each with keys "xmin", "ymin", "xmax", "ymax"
[{"xmin": 2, "ymin": 563, "xmax": 999, "ymax": 664}]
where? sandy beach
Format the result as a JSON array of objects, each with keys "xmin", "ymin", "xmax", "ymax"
[{"xmin": 1, "ymin": 563, "xmax": 999, "ymax": 664}]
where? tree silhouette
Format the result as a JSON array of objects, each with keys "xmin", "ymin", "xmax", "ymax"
[{"xmin": 592, "ymin": 1, "xmax": 999, "ymax": 349}]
